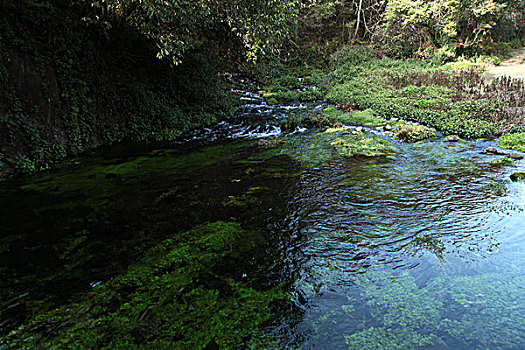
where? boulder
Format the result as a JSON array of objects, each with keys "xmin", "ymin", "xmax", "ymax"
[
  {"xmin": 486, "ymin": 147, "xmax": 509, "ymax": 156},
  {"xmin": 510, "ymin": 172, "xmax": 525, "ymax": 182},
  {"xmin": 507, "ymin": 153, "xmax": 524, "ymax": 160}
]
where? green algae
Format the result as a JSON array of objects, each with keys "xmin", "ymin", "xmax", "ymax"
[
  {"xmin": 1, "ymin": 222, "xmax": 289, "ymax": 349},
  {"xmin": 341, "ymin": 256, "xmax": 525, "ymax": 350},
  {"xmin": 17, "ymin": 142, "xmax": 245, "ymax": 215},
  {"xmin": 345, "ymin": 327, "xmax": 435, "ymax": 350},
  {"xmin": 253, "ymin": 132, "xmax": 336, "ymax": 168},
  {"xmin": 222, "ymin": 194, "xmax": 259, "ymax": 209},
  {"xmin": 497, "ymin": 132, "xmax": 525, "ymax": 152},
  {"xmin": 332, "ymin": 135, "xmax": 396, "ymax": 158}
]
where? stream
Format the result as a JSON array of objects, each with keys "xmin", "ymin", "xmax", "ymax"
[{"xmin": 1, "ymin": 83, "xmax": 525, "ymax": 349}]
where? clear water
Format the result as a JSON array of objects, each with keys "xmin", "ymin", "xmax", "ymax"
[{"xmin": 1, "ymin": 87, "xmax": 525, "ymax": 349}]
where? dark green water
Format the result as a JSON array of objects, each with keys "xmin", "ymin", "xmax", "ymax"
[{"xmin": 1, "ymin": 90, "xmax": 525, "ymax": 349}]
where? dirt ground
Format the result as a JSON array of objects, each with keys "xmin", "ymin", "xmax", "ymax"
[{"xmin": 484, "ymin": 48, "xmax": 525, "ymax": 79}]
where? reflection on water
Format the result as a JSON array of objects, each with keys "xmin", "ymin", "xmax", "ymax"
[{"xmin": 1, "ymin": 87, "xmax": 525, "ymax": 348}]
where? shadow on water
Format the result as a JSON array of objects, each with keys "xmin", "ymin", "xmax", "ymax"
[{"xmin": 1, "ymin": 85, "xmax": 525, "ymax": 349}]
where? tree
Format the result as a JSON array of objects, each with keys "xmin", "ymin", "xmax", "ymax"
[
  {"xmin": 381, "ymin": 0, "xmax": 507, "ymax": 57},
  {"xmin": 85, "ymin": 0, "xmax": 301, "ymax": 64}
]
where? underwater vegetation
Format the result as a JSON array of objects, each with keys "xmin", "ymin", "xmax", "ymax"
[{"xmin": 1, "ymin": 222, "xmax": 289, "ymax": 349}]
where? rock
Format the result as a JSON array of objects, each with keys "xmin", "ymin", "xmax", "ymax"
[
  {"xmin": 356, "ymin": 126, "xmax": 364, "ymax": 132},
  {"xmin": 507, "ymin": 152, "xmax": 524, "ymax": 160},
  {"xmin": 486, "ymin": 157, "xmax": 516, "ymax": 166},
  {"xmin": 384, "ymin": 125, "xmax": 393, "ymax": 131},
  {"xmin": 351, "ymin": 130, "xmax": 360, "ymax": 135},
  {"xmin": 444, "ymin": 135, "xmax": 460, "ymax": 142},
  {"xmin": 510, "ymin": 172, "xmax": 525, "ymax": 182},
  {"xmin": 258, "ymin": 139, "xmax": 268, "ymax": 146},
  {"xmin": 390, "ymin": 118, "xmax": 399, "ymax": 122},
  {"xmin": 486, "ymin": 147, "xmax": 509, "ymax": 156}
]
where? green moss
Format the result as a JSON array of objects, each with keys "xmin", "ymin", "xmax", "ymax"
[
  {"xmin": 331, "ymin": 135, "xmax": 396, "ymax": 158},
  {"xmin": 497, "ymin": 132, "xmax": 525, "ymax": 152},
  {"xmin": 1, "ymin": 222, "xmax": 289, "ymax": 349},
  {"xmin": 325, "ymin": 126, "xmax": 350, "ymax": 133},
  {"xmin": 267, "ymin": 97, "xmax": 278, "ymax": 106},
  {"xmin": 486, "ymin": 157, "xmax": 516, "ymax": 166},
  {"xmin": 394, "ymin": 124, "xmax": 436, "ymax": 142}
]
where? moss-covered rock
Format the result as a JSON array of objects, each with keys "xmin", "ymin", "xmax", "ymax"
[
  {"xmin": 486, "ymin": 157, "xmax": 516, "ymax": 166},
  {"xmin": 331, "ymin": 135, "xmax": 396, "ymax": 158},
  {"xmin": 444, "ymin": 135, "xmax": 461, "ymax": 142},
  {"xmin": 510, "ymin": 172, "xmax": 525, "ymax": 182},
  {"xmin": 395, "ymin": 124, "xmax": 436, "ymax": 142}
]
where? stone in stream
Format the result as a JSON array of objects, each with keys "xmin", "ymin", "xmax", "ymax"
[
  {"xmin": 355, "ymin": 126, "xmax": 364, "ymax": 133},
  {"xmin": 486, "ymin": 147, "xmax": 524, "ymax": 159},
  {"xmin": 507, "ymin": 152, "xmax": 524, "ymax": 160},
  {"xmin": 510, "ymin": 172, "xmax": 525, "ymax": 182},
  {"xmin": 384, "ymin": 125, "xmax": 393, "ymax": 131},
  {"xmin": 444, "ymin": 135, "xmax": 461, "ymax": 142},
  {"xmin": 486, "ymin": 147, "xmax": 509, "ymax": 155}
]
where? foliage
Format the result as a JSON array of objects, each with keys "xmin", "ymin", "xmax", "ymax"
[
  {"xmin": 382, "ymin": 0, "xmax": 507, "ymax": 57},
  {"xmin": 337, "ymin": 109, "xmax": 392, "ymax": 127},
  {"xmin": 1, "ymin": 222, "xmax": 289, "ymax": 349},
  {"xmin": 0, "ymin": 0, "xmax": 240, "ymax": 176},
  {"xmin": 323, "ymin": 47, "xmax": 525, "ymax": 139},
  {"xmin": 85, "ymin": 0, "xmax": 301, "ymax": 64},
  {"xmin": 394, "ymin": 124, "xmax": 436, "ymax": 142},
  {"xmin": 497, "ymin": 132, "xmax": 525, "ymax": 152}
]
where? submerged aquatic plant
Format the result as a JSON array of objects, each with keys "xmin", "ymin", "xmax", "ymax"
[{"xmin": 1, "ymin": 222, "xmax": 289, "ymax": 349}]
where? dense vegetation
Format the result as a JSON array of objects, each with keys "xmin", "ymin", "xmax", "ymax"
[
  {"xmin": 1, "ymin": 0, "xmax": 525, "ymax": 176},
  {"xmin": 2, "ymin": 0, "xmax": 525, "ymax": 348}
]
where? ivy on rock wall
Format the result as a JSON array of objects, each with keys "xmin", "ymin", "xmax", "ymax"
[{"xmin": 0, "ymin": 1, "xmax": 242, "ymax": 176}]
